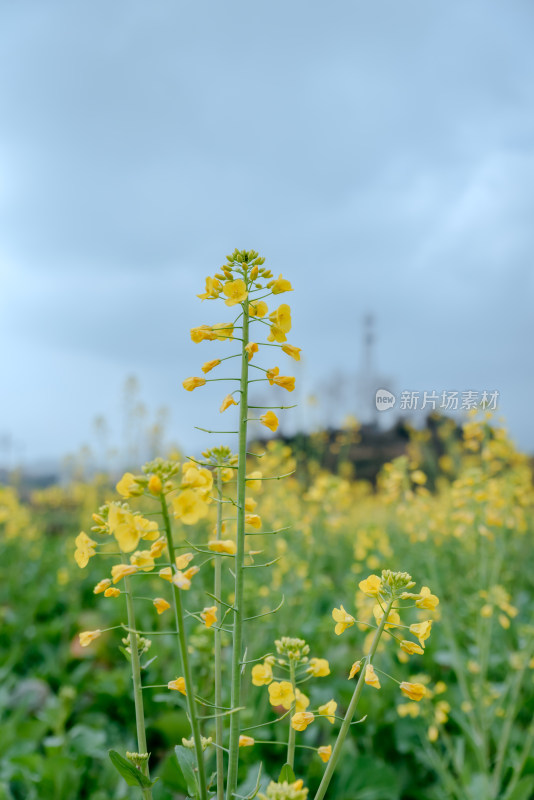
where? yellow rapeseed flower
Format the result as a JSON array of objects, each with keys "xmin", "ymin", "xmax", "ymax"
[
  {"xmin": 172, "ymin": 490, "xmax": 209, "ymax": 525},
  {"xmin": 260, "ymin": 411, "xmax": 279, "ymax": 431},
  {"xmin": 93, "ymin": 579, "xmax": 112, "ymax": 594},
  {"xmin": 249, "ymin": 300, "xmax": 268, "ymax": 317},
  {"xmin": 317, "ymin": 745, "xmax": 332, "ymax": 763},
  {"xmin": 176, "ymin": 552, "xmax": 194, "ymax": 569},
  {"xmin": 220, "ymin": 394, "xmax": 238, "ymax": 413},
  {"xmin": 318, "ymin": 700, "xmax": 337, "ymax": 724},
  {"xmin": 190, "ymin": 325, "xmax": 217, "ymax": 343},
  {"xmin": 208, "ymin": 539, "xmax": 237, "ymax": 554},
  {"xmin": 400, "ymin": 682, "xmax": 427, "ymax": 701},
  {"xmin": 130, "ymin": 550, "xmax": 155, "ymax": 571},
  {"xmin": 159, "ymin": 567, "xmax": 172, "ymax": 581},
  {"xmin": 415, "ymin": 586, "xmax": 439, "ymax": 611},
  {"xmin": 200, "ymin": 606, "xmax": 217, "ymax": 628},
  {"xmin": 291, "ymin": 711, "xmax": 314, "ymax": 731},
  {"xmin": 349, "ymin": 660, "xmax": 361, "ymax": 679},
  {"xmin": 281, "ymin": 343, "xmax": 301, "ymax": 361},
  {"xmin": 400, "ymin": 640, "xmax": 425, "ymax": 655},
  {"xmin": 332, "ymin": 605, "xmax": 355, "ymax": 635},
  {"xmin": 116, "ymin": 472, "xmax": 142, "ymax": 498},
  {"xmin": 239, "ymin": 735, "xmax": 255, "ymax": 747},
  {"xmin": 295, "ymin": 689, "xmax": 310, "ymax": 712},
  {"xmin": 271, "ymin": 274, "xmax": 293, "ymax": 294},
  {"xmin": 268, "ymin": 681, "xmax": 295, "ymax": 710},
  {"xmin": 79, "ymin": 629, "xmax": 102, "ymax": 647},
  {"xmin": 153, "ymin": 597, "xmax": 171, "ymax": 614},
  {"xmin": 104, "ymin": 587, "xmax": 120, "ymax": 597},
  {"xmin": 150, "ymin": 537, "xmax": 167, "ymax": 558},
  {"xmin": 245, "ymin": 342, "xmax": 259, "ymax": 360},
  {"xmin": 251, "ymin": 662, "xmax": 273, "ymax": 686},
  {"xmin": 307, "ymin": 657, "xmax": 330, "ymax": 677},
  {"xmin": 410, "ymin": 621, "xmax": 432, "ymax": 648},
  {"xmin": 358, "ymin": 574, "xmax": 383, "ymax": 596},
  {"xmin": 172, "ymin": 571, "xmax": 192, "ymax": 590},
  {"xmin": 168, "ymin": 677, "xmax": 187, "ymax": 695},
  {"xmin": 148, "ymin": 475, "xmax": 162, "ymax": 495},
  {"xmin": 202, "ymin": 359, "xmax": 221, "ymax": 374},
  {"xmin": 183, "ymin": 377, "xmax": 206, "ymax": 392},
  {"xmin": 111, "ymin": 564, "xmax": 138, "ymax": 584},
  {"xmin": 245, "ymin": 513, "xmax": 262, "ymax": 529},
  {"xmin": 74, "ymin": 531, "xmax": 97, "ymax": 568},
  {"xmin": 365, "ymin": 664, "xmax": 381, "ymax": 689},
  {"xmin": 211, "ymin": 322, "xmax": 234, "ymax": 340},
  {"xmin": 223, "ymin": 279, "xmax": 248, "ymax": 306}
]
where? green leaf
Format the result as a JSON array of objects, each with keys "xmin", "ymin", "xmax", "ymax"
[
  {"xmin": 175, "ymin": 745, "xmax": 200, "ymax": 799},
  {"xmin": 507, "ymin": 777, "xmax": 534, "ymax": 800},
  {"xmin": 278, "ymin": 763, "xmax": 295, "ymax": 784},
  {"xmin": 108, "ymin": 750, "xmax": 155, "ymax": 788}
]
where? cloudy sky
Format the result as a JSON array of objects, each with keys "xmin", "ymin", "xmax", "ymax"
[{"xmin": 1, "ymin": 0, "xmax": 533, "ymax": 468}]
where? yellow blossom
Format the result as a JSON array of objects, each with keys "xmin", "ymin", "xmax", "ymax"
[
  {"xmin": 281, "ymin": 343, "xmax": 301, "ymax": 361},
  {"xmin": 183, "ymin": 376, "xmax": 206, "ymax": 392},
  {"xmin": 307, "ymin": 657, "xmax": 330, "ymax": 677},
  {"xmin": 332, "ymin": 605, "xmax": 355, "ymax": 635},
  {"xmin": 272, "ymin": 375, "xmax": 295, "ymax": 392},
  {"xmin": 410, "ymin": 620, "xmax": 432, "ymax": 648},
  {"xmin": 183, "ymin": 565, "xmax": 200, "ymax": 581},
  {"xmin": 116, "ymin": 472, "xmax": 142, "ymax": 498},
  {"xmin": 291, "ymin": 712, "xmax": 314, "ymax": 731},
  {"xmin": 260, "ymin": 411, "xmax": 279, "ymax": 431},
  {"xmin": 172, "ymin": 490, "xmax": 209, "ymax": 525},
  {"xmin": 190, "ymin": 325, "xmax": 217, "ymax": 343},
  {"xmin": 245, "ymin": 342, "xmax": 259, "ymax": 360},
  {"xmin": 182, "ymin": 464, "xmax": 213, "ymax": 493},
  {"xmin": 239, "ymin": 735, "xmax": 255, "ymax": 747},
  {"xmin": 246, "ymin": 471, "xmax": 263, "ymax": 490},
  {"xmin": 148, "ymin": 475, "xmax": 162, "ymax": 495},
  {"xmin": 268, "ymin": 681, "xmax": 295, "ymax": 710},
  {"xmin": 400, "ymin": 640, "xmax": 425, "ymax": 655},
  {"xmin": 223, "ymin": 279, "xmax": 248, "ymax": 306},
  {"xmin": 349, "ymin": 660, "xmax": 361, "ymax": 679},
  {"xmin": 130, "ymin": 550, "xmax": 155, "ymax": 572},
  {"xmin": 74, "ymin": 531, "xmax": 97, "ymax": 568},
  {"xmin": 93, "ymin": 579, "xmax": 112, "ymax": 594},
  {"xmin": 201, "ymin": 606, "xmax": 217, "ymax": 628},
  {"xmin": 245, "ymin": 513, "xmax": 262, "ymax": 529},
  {"xmin": 365, "ymin": 664, "xmax": 381, "ymax": 689},
  {"xmin": 318, "ymin": 700, "xmax": 337, "ymax": 724},
  {"xmin": 317, "ymin": 745, "xmax": 332, "ymax": 763},
  {"xmin": 211, "ymin": 322, "xmax": 234, "ymax": 340},
  {"xmin": 168, "ymin": 677, "xmax": 187, "ymax": 695},
  {"xmin": 79, "ymin": 630, "xmax": 102, "ymax": 647},
  {"xmin": 173, "ymin": 571, "xmax": 192, "ymax": 590},
  {"xmin": 197, "ymin": 276, "xmax": 222, "ymax": 300},
  {"xmin": 202, "ymin": 359, "xmax": 221, "ymax": 374},
  {"xmin": 415, "ymin": 586, "xmax": 439, "ymax": 611},
  {"xmin": 428, "ymin": 724, "xmax": 439, "ymax": 742},
  {"xmin": 249, "ymin": 300, "xmax": 268, "ymax": 317},
  {"xmin": 358, "ymin": 574, "xmax": 383, "ymax": 596},
  {"xmin": 220, "ymin": 394, "xmax": 238, "ymax": 413},
  {"xmin": 153, "ymin": 597, "xmax": 171, "ymax": 614},
  {"xmin": 159, "ymin": 567, "xmax": 173, "ymax": 581},
  {"xmin": 266, "ymin": 367, "xmax": 280, "ymax": 385},
  {"xmin": 252, "ymin": 662, "xmax": 273, "ymax": 686},
  {"xmin": 271, "ymin": 274, "xmax": 293, "ymax": 294},
  {"xmin": 176, "ymin": 552, "xmax": 194, "ymax": 569},
  {"xmin": 295, "ymin": 689, "xmax": 310, "ymax": 712},
  {"xmin": 208, "ymin": 539, "xmax": 237, "ymax": 554},
  {"xmin": 111, "ymin": 564, "xmax": 138, "ymax": 584},
  {"xmin": 268, "ymin": 304, "xmax": 292, "ymax": 342},
  {"xmin": 397, "ymin": 702, "xmax": 421, "ymax": 718},
  {"xmin": 400, "ymin": 682, "xmax": 427, "ymax": 701},
  {"xmin": 104, "ymin": 587, "xmax": 120, "ymax": 597}
]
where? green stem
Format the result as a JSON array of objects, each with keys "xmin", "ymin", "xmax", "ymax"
[
  {"xmin": 160, "ymin": 495, "xmax": 208, "ymax": 800},
  {"xmin": 227, "ymin": 292, "xmax": 250, "ymax": 798},
  {"xmin": 286, "ymin": 660, "xmax": 297, "ymax": 769},
  {"xmin": 313, "ymin": 598, "xmax": 394, "ymax": 800},
  {"xmin": 123, "ymin": 562, "xmax": 153, "ymax": 800},
  {"xmin": 214, "ymin": 467, "xmax": 225, "ymax": 800}
]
